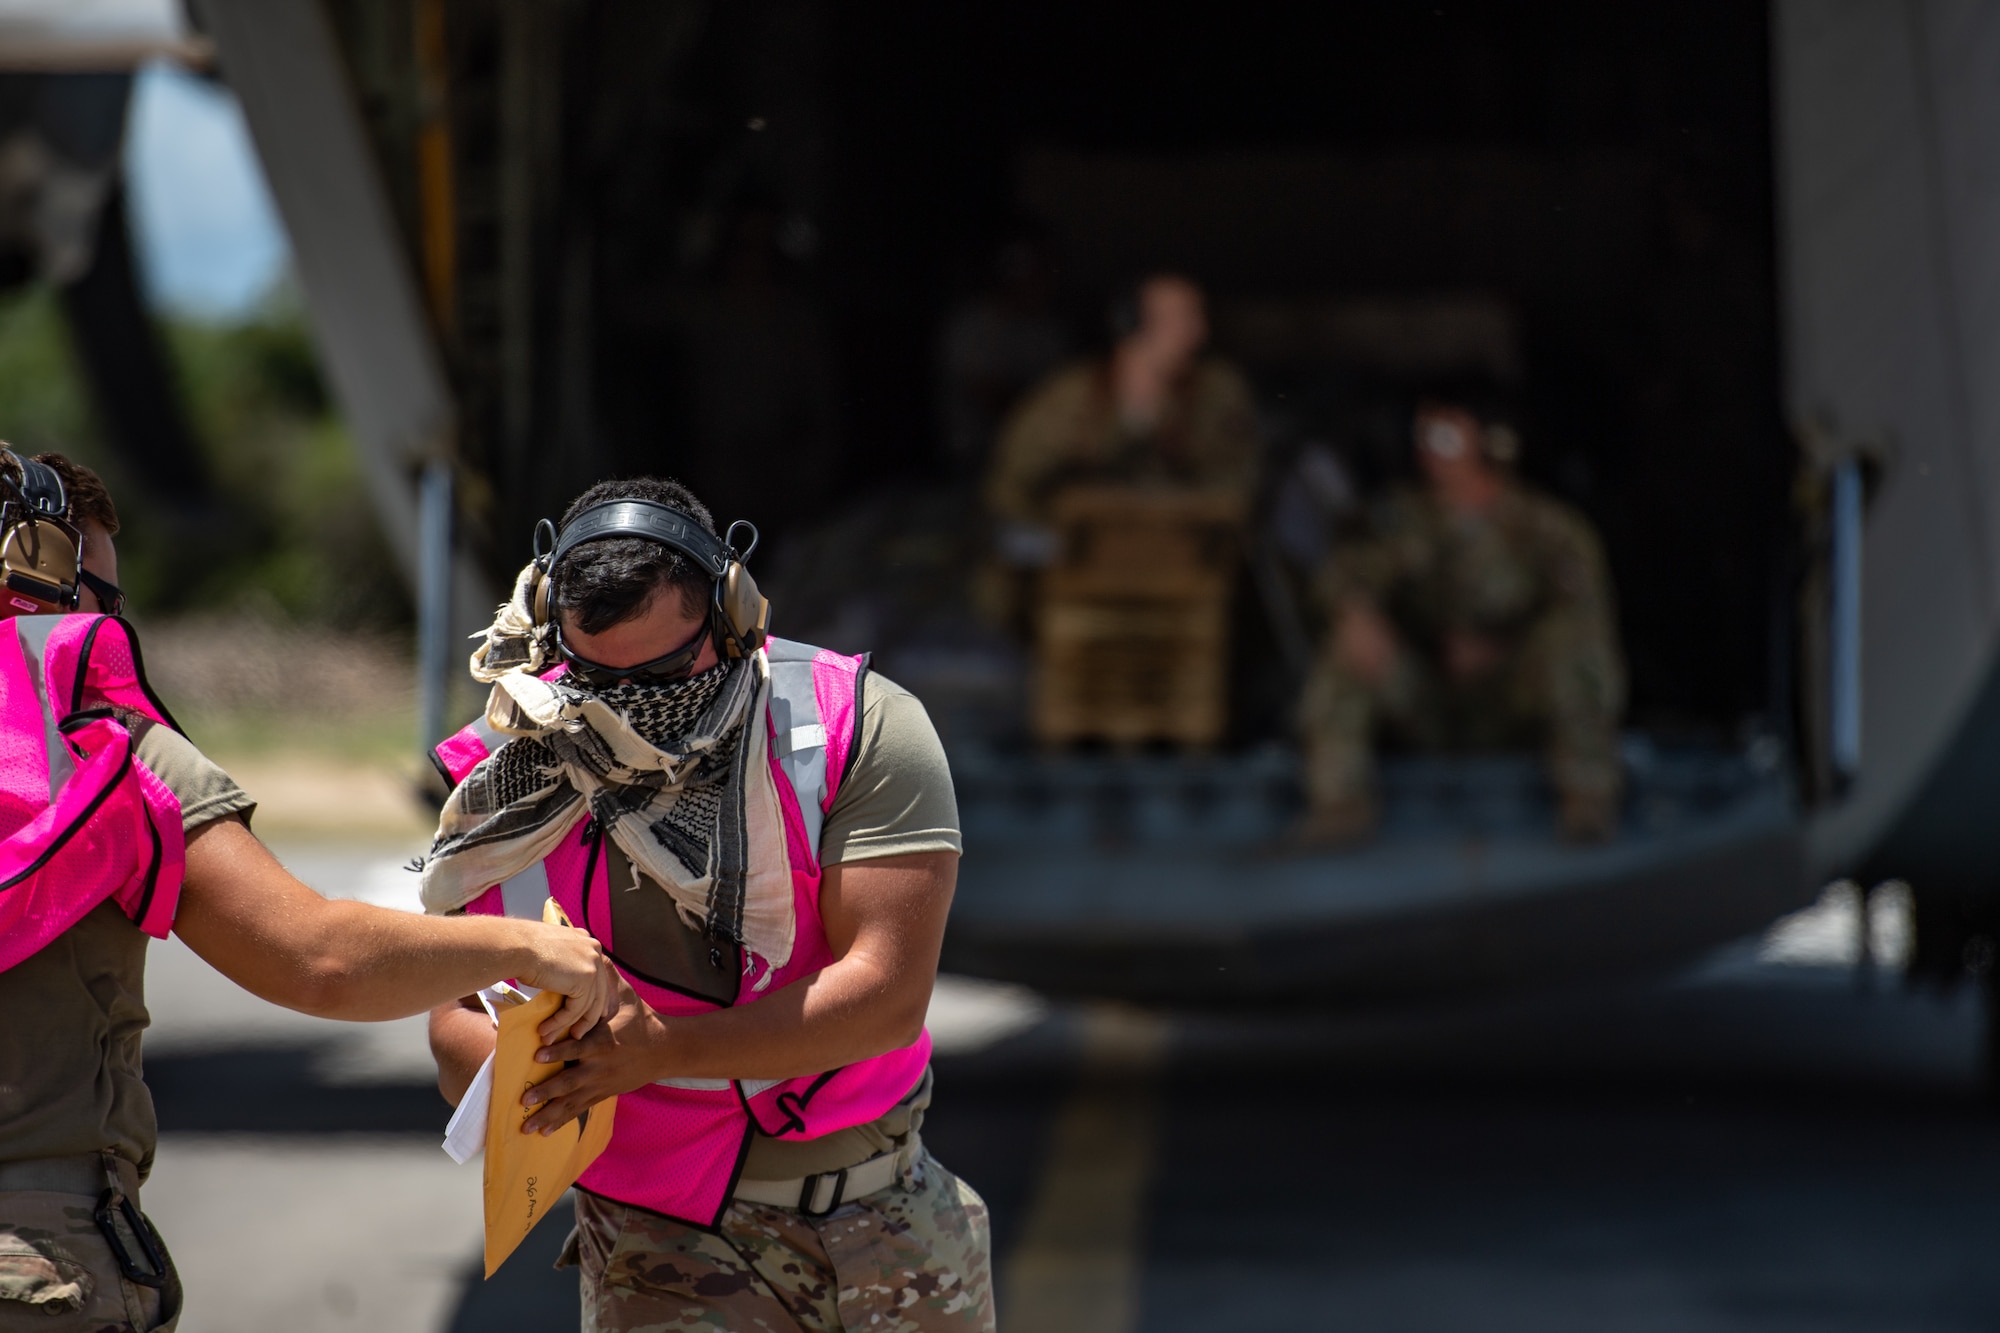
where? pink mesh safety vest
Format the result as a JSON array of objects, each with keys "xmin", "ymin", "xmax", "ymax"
[
  {"xmin": 0, "ymin": 614, "xmax": 186, "ymax": 973},
  {"xmin": 431, "ymin": 637, "xmax": 932, "ymax": 1227}
]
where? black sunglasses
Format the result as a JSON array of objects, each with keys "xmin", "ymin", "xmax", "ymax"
[
  {"xmin": 79, "ymin": 569, "xmax": 123, "ymax": 616},
  {"xmin": 555, "ymin": 620, "xmax": 709, "ymax": 689}
]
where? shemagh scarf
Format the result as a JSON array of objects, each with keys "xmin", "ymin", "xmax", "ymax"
[{"xmin": 420, "ymin": 563, "xmax": 796, "ymax": 978}]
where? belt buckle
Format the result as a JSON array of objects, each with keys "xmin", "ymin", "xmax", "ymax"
[{"xmin": 797, "ymin": 1166, "xmax": 848, "ymax": 1218}]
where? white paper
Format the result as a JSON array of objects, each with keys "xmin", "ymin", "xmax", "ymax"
[
  {"xmin": 441, "ymin": 980, "xmax": 540, "ymax": 1163},
  {"xmin": 442, "ymin": 1052, "xmax": 496, "ymax": 1164},
  {"xmin": 478, "ymin": 980, "xmax": 539, "ymax": 1020}
]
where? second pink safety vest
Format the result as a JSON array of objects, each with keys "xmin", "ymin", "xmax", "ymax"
[
  {"xmin": 431, "ymin": 636, "xmax": 932, "ymax": 1227},
  {"xmin": 0, "ymin": 614, "xmax": 186, "ymax": 974}
]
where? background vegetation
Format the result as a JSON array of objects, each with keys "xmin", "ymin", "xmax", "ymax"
[{"xmin": 0, "ymin": 283, "xmax": 421, "ymax": 771}]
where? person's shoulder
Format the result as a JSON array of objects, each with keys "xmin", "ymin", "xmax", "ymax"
[
  {"xmin": 853, "ymin": 672, "xmax": 937, "ymax": 751},
  {"xmin": 1504, "ymin": 482, "xmax": 1610, "ymax": 571},
  {"xmin": 1190, "ymin": 357, "xmax": 1254, "ymax": 400},
  {"xmin": 129, "ymin": 717, "xmax": 258, "ymax": 833},
  {"xmin": 820, "ymin": 668, "xmax": 962, "ymax": 863},
  {"xmin": 1367, "ymin": 484, "xmax": 1435, "ymax": 533},
  {"xmin": 1508, "ymin": 481, "xmax": 1599, "ymax": 537},
  {"xmin": 864, "ymin": 670, "xmax": 916, "ymax": 704},
  {"xmin": 999, "ymin": 359, "xmax": 1105, "ymax": 433},
  {"xmin": 846, "ymin": 670, "xmax": 952, "ymax": 785},
  {"xmin": 1026, "ymin": 358, "xmax": 1104, "ymax": 400}
]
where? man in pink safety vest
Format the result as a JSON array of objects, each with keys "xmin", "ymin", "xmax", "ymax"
[
  {"xmin": 0, "ymin": 450, "xmax": 617, "ymax": 1333},
  {"xmin": 426, "ymin": 475, "xmax": 992, "ymax": 1331}
]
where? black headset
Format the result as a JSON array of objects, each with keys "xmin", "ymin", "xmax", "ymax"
[
  {"xmin": 525, "ymin": 500, "xmax": 770, "ymax": 671},
  {"xmin": 0, "ymin": 447, "xmax": 82, "ymax": 614}
]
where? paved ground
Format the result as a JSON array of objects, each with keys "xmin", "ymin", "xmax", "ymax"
[{"xmin": 139, "ymin": 846, "xmax": 2000, "ymax": 1333}]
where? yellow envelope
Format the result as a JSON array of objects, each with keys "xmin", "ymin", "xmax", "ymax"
[{"xmin": 481, "ymin": 908, "xmax": 617, "ymax": 1276}]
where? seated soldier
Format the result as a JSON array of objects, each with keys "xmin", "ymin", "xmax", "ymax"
[
  {"xmin": 1296, "ymin": 393, "xmax": 1626, "ymax": 844},
  {"xmin": 984, "ymin": 272, "xmax": 1261, "ymax": 538}
]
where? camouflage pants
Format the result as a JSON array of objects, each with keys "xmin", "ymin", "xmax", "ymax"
[
  {"xmin": 0, "ymin": 1173, "xmax": 180, "ymax": 1331},
  {"xmin": 1299, "ymin": 608, "xmax": 1625, "ymax": 805},
  {"xmin": 566, "ymin": 1151, "xmax": 993, "ymax": 1332}
]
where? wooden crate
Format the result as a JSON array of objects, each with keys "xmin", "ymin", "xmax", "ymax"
[{"xmin": 1031, "ymin": 487, "xmax": 1246, "ymax": 748}]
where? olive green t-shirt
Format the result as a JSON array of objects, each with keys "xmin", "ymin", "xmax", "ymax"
[
  {"xmin": 818, "ymin": 674, "xmax": 963, "ymax": 865},
  {"xmin": 0, "ymin": 720, "xmax": 255, "ymax": 1180}
]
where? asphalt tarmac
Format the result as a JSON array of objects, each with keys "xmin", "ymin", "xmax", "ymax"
[{"xmin": 139, "ymin": 847, "xmax": 1999, "ymax": 1332}]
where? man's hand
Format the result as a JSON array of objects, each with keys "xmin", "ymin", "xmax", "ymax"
[
  {"xmin": 521, "ymin": 979, "xmax": 669, "ymax": 1134},
  {"xmin": 1336, "ymin": 598, "xmax": 1399, "ymax": 686},
  {"xmin": 516, "ymin": 925, "xmax": 619, "ymax": 1043}
]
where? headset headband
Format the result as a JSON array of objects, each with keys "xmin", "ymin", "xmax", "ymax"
[
  {"xmin": 2, "ymin": 449, "xmax": 66, "ymax": 520},
  {"xmin": 540, "ymin": 500, "xmax": 740, "ymax": 579}
]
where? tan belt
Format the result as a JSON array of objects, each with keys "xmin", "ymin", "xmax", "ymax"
[
  {"xmin": 0, "ymin": 1152, "xmax": 171, "ymax": 1291},
  {"xmin": 732, "ymin": 1134, "xmax": 920, "ymax": 1216},
  {"xmin": 0, "ymin": 1152, "xmax": 136, "ymax": 1198}
]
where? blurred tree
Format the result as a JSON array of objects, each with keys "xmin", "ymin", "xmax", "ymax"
[{"xmin": 0, "ymin": 283, "xmax": 410, "ymax": 629}]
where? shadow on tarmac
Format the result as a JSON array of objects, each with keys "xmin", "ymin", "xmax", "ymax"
[
  {"xmin": 148, "ymin": 954, "xmax": 2000, "ymax": 1331},
  {"xmin": 149, "ymin": 1043, "xmax": 451, "ymax": 1133}
]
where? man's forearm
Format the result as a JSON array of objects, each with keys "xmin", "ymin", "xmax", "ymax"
[
  {"xmin": 274, "ymin": 904, "xmax": 545, "ymax": 1021},
  {"xmin": 519, "ymin": 850, "xmax": 953, "ymax": 1135},
  {"xmin": 431, "ymin": 1000, "xmax": 499, "ymax": 1104},
  {"xmin": 660, "ymin": 955, "xmax": 928, "ymax": 1081},
  {"xmin": 175, "ymin": 817, "xmax": 610, "ymax": 1032},
  {"xmin": 533, "ymin": 952, "xmax": 927, "ymax": 1091}
]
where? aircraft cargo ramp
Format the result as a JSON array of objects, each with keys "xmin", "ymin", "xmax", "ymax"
[{"xmin": 945, "ymin": 743, "xmax": 1801, "ymax": 1003}]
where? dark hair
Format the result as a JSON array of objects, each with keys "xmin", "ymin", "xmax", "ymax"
[
  {"xmin": 1, "ymin": 448, "xmax": 120, "ymax": 534},
  {"xmin": 551, "ymin": 476, "xmax": 715, "ymax": 635}
]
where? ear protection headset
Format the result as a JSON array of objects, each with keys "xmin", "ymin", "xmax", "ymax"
[
  {"xmin": 0, "ymin": 447, "xmax": 82, "ymax": 615},
  {"xmin": 526, "ymin": 499, "xmax": 770, "ymax": 667},
  {"xmin": 1416, "ymin": 403, "xmax": 1522, "ymax": 468}
]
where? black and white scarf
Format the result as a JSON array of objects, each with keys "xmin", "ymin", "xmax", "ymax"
[{"xmin": 419, "ymin": 563, "xmax": 794, "ymax": 976}]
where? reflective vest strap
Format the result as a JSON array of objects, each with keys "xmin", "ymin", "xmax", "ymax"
[
  {"xmin": 0, "ymin": 616, "xmax": 187, "ymax": 970},
  {"xmin": 499, "ymin": 861, "xmax": 551, "ymax": 920},
  {"xmin": 458, "ymin": 861, "xmax": 551, "ymax": 925},
  {"xmin": 123, "ymin": 753, "xmax": 185, "ymax": 939},
  {"xmin": 763, "ymin": 638, "xmax": 868, "ymax": 853},
  {"xmin": 9, "ymin": 618, "xmax": 70, "ymax": 802},
  {"xmin": 39, "ymin": 615, "xmax": 178, "ymax": 733},
  {"xmin": 766, "ymin": 646, "xmax": 829, "ymax": 855},
  {"xmin": 431, "ymin": 715, "xmax": 502, "ymax": 789},
  {"xmin": 812, "ymin": 649, "xmax": 867, "ymax": 808},
  {"xmin": 0, "ymin": 624, "xmax": 53, "ymax": 812}
]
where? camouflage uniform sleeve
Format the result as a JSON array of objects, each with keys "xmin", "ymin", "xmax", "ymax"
[
  {"xmin": 1532, "ymin": 496, "xmax": 1619, "ymax": 626},
  {"xmin": 1522, "ymin": 490, "xmax": 1629, "ymax": 753},
  {"xmin": 984, "ymin": 364, "xmax": 1099, "ymax": 525},
  {"xmin": 1312, "ymin": 491, "xmax": 1418, "ymax": 613}
]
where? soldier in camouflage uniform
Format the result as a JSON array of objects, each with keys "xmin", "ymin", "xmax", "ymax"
[
  {"xmin": 984, "ymin": 273, "xmax": 1261, "ymax": 530},
  {"xmin": 1297, "ymin": 398, "xmax": 1626, "ymax": 843}
]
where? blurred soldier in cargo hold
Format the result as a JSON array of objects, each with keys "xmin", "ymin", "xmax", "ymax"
[
  {"xmin": 1297, "ymin": 396, "xmax": 1626, "ymax": 844},
  {"xmin": 985, "ymin": 272, "xmax": 1261, "ymax": 534}
]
